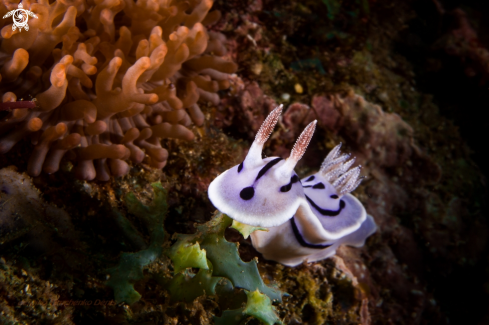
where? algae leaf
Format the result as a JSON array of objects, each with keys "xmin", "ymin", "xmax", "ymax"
[
  {"xmin": 244, "ymin": 290, "xmax": 282, "ymax": 325},
  {"xmin": 215, "ymin": 289, "xmax": 282, "ymax": 325},
  {"xmin": 199, "ymin": 213, "xmax": 282, "ymax": 303},
  {"xmin": 231, "ymin": 220, "xmax": 268, "ymax": 239},
  {"xmin": 163, "ymin": 262, "xmax": 222, "ymax": 303},
  {"xmin": 167, "ymin": 239, "xmax": 209, "ymax": 273},
  {"xmin": 106, "ymin": 183, "xmax": 168, "ymax": 305}
]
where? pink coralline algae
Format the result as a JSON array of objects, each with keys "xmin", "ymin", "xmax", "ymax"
[
  {"xmin": 215, "ymin": 80, "xmax": 277, "ymax": 139},
  {"xmin": 281, "ymin": 91, "xmax": 440, "ymax": 173},
  {"xmin": 0, "ymin": 0, "xmax": 237, "ymax": 181}
]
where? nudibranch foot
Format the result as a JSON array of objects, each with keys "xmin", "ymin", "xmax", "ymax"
[{"xmin": 250, "ymin": 214, "xmax": 376, "ymax": 267}]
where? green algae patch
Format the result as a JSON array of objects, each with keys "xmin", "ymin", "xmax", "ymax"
[
  {"xmin": 167, "ymin": 241, "xmax": 209, "ymax": 273},
  {"xmin": 106, "ymin": 183, "xmax": 168, "ymax": 305},
  {"xmin": 180, "ymin": 213, "xmax": 283, "ymax": 302},
  {"xmin": 200, "ymin": 217, "xmax": 282, "ymax": 303},
  {"xmin": 215, "ymin": 289, "xmax": 282, "ymax": 325},
  {"xmin": 106, "ymin": 184, "xmax": 283, "ymax": 324},
  {"xmin": 162, "ymin": 266, "xmax": 221, "ymax": 303},
  {"xmin": 243, "ymin": 290, "xmax": 283, "ymax": 325},
  {"xmin": 231, "ymin": 219, "xmax": 268, "ymax": 239},
  {"xmin": 164, "ymin": 212, "xmax": 283, "ymax": 323},
  {"xmin": 165, "ymin": 213, "xmax": 282, "ymax": 303}
]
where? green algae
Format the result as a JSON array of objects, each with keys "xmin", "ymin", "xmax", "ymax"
[
  {"xmin": 215, "ymin": 290, "xmax": 282, "ymax": 325},
  {"xmin": 231, "ymin": 219, "xmax": 268, "ymax": 239},
  {"xmin": 106, "ymin": 183, "xmax": 282, "ymax": 324},
  {"xmin": 162, "ymin": 210, "xmax": 284, "ymax": 324},
  {"xmin": 199, "ymin": 214, "xmax": 282, "ymax": 302},
  {"xmin": 166, "ymin": 212, "xmax": 283, "ymax": 303},
  {"xmin": 167, "ymin": 241, "xmax": 209, "ymax": 273},
  {"xmin": 162, "ymin": 266, "xmax": 221, "ymax": 303},
  {"xmin": 106, "ymin": 183, "xmax": 168, "ymax": 305}
]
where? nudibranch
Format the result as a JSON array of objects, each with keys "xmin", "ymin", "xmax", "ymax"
[
  {"xmin": 208, "ymin": 105, "xmax": 316, "ymax": 228},
  {"xmin": 208, "ymin": 106, "xmax": 376, "ymax": 266}
]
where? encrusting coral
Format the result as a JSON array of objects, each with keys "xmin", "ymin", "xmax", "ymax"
[{"xmin": 0, "ymin": 0, "xmax": 237, "ymax": 180}]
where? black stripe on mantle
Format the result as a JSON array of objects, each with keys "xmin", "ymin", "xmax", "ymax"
[
  {"xmin": 255, "ymin": 157, "xmax": 283, "ymax": 181},
  {"xmin": 305, "ymin": 195, "xmax": 345, "ymax": 216},
  {"xmin": 291, "ymin": 218, "xmax": 333, "ymax": 249}
]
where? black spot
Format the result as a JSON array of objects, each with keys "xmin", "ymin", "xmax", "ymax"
[
  {"xmin": 237, "ymin": 162, "xmax": 244, "ymax": 173},
  {"xmin": 291, "ymin": 175, "xmax": 300, "ymax": 183},
  {"xmin": 256, "ymin": 158, "xmax": 283, "ymax": 181},
  {"xmin": 312, "ymin": 182, "xmax": 325, "ymax": 189},
  {"xmin": 330, "ymin": 195, "xmax": 339, "ymax": 199},
  {"xmin": 305, "ymin": 176, "xmax": 315, "ymax": 182},
  {"xmin": 240, "ymin": 187, "xmax": 255, "ymax": 200}
]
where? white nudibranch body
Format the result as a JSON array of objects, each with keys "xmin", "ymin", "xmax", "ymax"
[{"xmin": 208, "ymin": 105, "xmax": 377, "ymax": 267}]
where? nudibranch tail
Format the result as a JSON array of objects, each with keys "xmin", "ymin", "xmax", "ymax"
[{"xmin": 281, "ymin": 120, "xmax": 317, "ymax": 172}]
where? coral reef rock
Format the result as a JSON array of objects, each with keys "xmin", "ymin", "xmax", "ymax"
[
  {"xmin": 0, "ymin": 0, "xmax": 237, "ymax": 180},
  {"xmin": 0, "ymin": 166, "xmax": 77, "ymax": 251}
]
